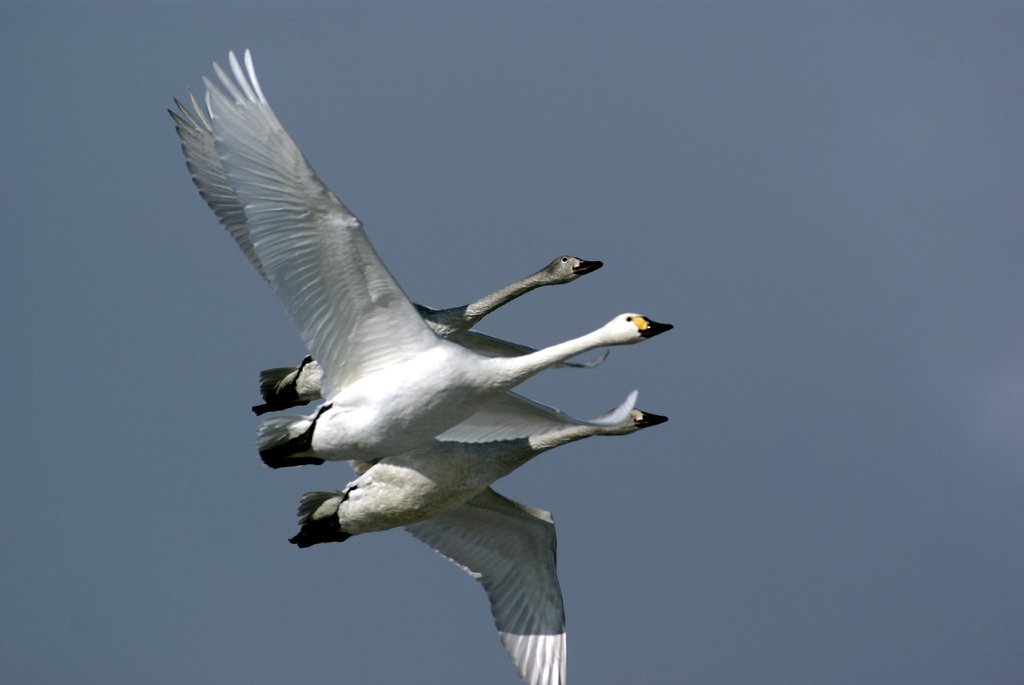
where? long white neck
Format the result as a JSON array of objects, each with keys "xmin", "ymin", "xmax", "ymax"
[
  {"xmin": 484, "ymin": 327, "xmax": 612, "ymax": 389},
  {"xmin": 526, "ymin": 422, "xmax": 623, "ymax": 452},
  {"xmin": 442, "ymin": 422, "xmax": 624, "ymax": 484}
]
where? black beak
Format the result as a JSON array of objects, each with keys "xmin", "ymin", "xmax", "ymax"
[
  {"xmin": 639, "ymin": 319, "xmax": 673, "ymax": 339},
  {"xmin": 573, "ymin": 259, "xmax": 604, "ymax": 275},
  {"xmin": 634, "ymin": 410, "xmax": 669, "ymax": 428}
]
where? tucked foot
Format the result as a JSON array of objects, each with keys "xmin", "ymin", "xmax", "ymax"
[
  {"xmin": 257, "ymin": 404, "xmax": 332, "ymax": 468},
  {"xmin": 289, "ymin": 519, "xmax": 351, "ymax": 548},
  {"xmin": 252, "ymin": 355, "xmax": 322, "ymax": 415},
  {"xmin": 290, "ymin": 490, "xmax": 351, "ymax": 548},
  {"xmin": 263, "ymin": 453, "xmax": 326, "ymax": 469}
]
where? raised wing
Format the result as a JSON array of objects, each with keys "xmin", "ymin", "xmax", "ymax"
[
  {"xmin": 202, "ymin": 51, "xmax": 438, "ymax": 395},
  {"xmin": 170, "ymin": 91, "xmax": 266, "ymax": 280},
  {"xmin": 406, "ymin": 488, "xmax": 565, "ymax": 685},
  {"xmin": 435, "ymin": 389, "xmax": 638, "ymax": 443}
]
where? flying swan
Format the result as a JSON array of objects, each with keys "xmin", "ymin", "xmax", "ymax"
[
  {"xmin": 171, "ymin": 94, "xmax": 602, "ymax": 413},
  {"xmin": 290, "ymin": 389, "xmax": 668, "ymax": 685},
  {"xmin": 172, "ymin": 83, "xmax": 604, "ymax": 415},
  {"xmin": 250, "ymin": 254, "xmax": 606, "ymax": 415},
  {"xmin": 172, "ymin": 50, "xmax": 672, "ymax": 466}
]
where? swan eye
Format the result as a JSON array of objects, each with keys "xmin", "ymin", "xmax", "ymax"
[{"xmin": 561, "ymin": 256, "xmax": 569, "ymax": 263}]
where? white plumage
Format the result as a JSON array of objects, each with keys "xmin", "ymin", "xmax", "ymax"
[
  {"xmin": 171, "ymin": 50, "xmax": 673, "ymax": 685},
  {"xmin": 248, "ymin": 255, "xmax": 606, "ymax": 414},
  {"xmin": 177, "ymin": 51, "xmax": 670, "ymax": 467},
  {"xmin": 290, "ymin": 391, "xmax": 667, "ymax": 685}
]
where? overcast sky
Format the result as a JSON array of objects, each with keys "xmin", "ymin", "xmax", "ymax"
[{"xmin": 3, "ymin": 2, "xmax": 1023, "ymax": 684}]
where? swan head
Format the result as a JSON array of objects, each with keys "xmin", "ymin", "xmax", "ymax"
[
  {"xmin": 589, "ymin": 392, "xmax": 668, "ymax": 435},
  {"xmin": 599, "ymin": 408, "xmax": 668, "ymax": 436},
  {"xmin": 545, "ymin": 255, "xmax": 604, "ymax": 283},
  {"xmin": 630, "ymin": 408, "xmax": 669, "ymax": 428},
  {"xmin": 600, "ymin": 313, "xmax": 674, "ymax": 343}
]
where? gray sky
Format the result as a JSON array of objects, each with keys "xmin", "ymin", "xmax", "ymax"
[{"xmin": 3, "ymin": 2, "xmax": 1023, "ymax": 683}]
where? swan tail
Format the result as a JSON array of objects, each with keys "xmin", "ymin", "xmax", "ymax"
[
  {"xmin": 257, "ymin": 414, "xmax": 325, "ymax": 468},
  {"xmin": 251, "ymin": 355, "xmax": 322, "ymax": 415},
  {"xmin": 252, "ymin": 366, "xmax": 302, "ymax": 415},
  {"xmin": 289, "ymin": 490, "xmax": 351, "ymax": 548}
]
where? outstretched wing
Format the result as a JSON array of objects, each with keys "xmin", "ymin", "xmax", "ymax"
[
  {"xmin": 170, "ymin": 91, "xmax": 266, "ymax": 280},
  {"xmin": 200, "ymin": 51, "xmax": 438, "ymax": 395},
  {"xmin": 406, "ymin": 488, "xmax": 565, "ymax": 685}
]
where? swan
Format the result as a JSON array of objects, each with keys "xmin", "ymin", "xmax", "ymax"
[
  {"xmin": 173, "ymin": 50, "xmax": 672, "ymax": 466},
  {"xmin": 171, "ymin": 87, "xmax": 605, "ymax": 415},
  {"xmin": 256, "ymin": 312, "xmax": 669, "ymax": 467},
  {"xmin": 251, "ymin": 254, "xmax": 605, "ymax": 415},
  {"xmin": 288, "ymin": 390, "xmax": 668, "ymax": 685}
]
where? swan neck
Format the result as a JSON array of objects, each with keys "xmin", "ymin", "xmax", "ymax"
[
  {"xmin": 491, "ymin": 329, "xmax": 604, "ymax": 387},
  {"xmin": 527, "ymin": 423, "xmax": 606, "ymax": 452},
  {"xmin": 462, "ymin": 270, "xmax": 549, "ymax": 325},
  {"xmin": 455, "ymin": 424, "xmax": 606, "ymax": 478}
]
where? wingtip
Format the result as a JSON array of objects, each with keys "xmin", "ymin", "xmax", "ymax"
[{"xmin": 591, "ymin": 389, "xmax": 639, "ymax": 426}]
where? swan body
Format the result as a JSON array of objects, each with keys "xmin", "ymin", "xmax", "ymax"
[
  {"xmin": 251, "ymin": 255, "xmax": 604, "ymax": 415},
  {"xmin": 174, "ymin": 51, "xmax": 672, "ymax": 466},
  {"xmin": 289, "ymin": 391, "xmax": 668, "ymax": 685},
  {"xmin": 291, "ymin": 390, "xmax": 662, "ymax": 539},
  {"xmin": 258, "ymin": 313, "xmax": 670, "ymax": 467}
]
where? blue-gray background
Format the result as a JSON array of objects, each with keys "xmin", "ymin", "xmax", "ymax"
[{"xmin": 3, "ymin": 2, "xmax": 1022, "ymax": 683}]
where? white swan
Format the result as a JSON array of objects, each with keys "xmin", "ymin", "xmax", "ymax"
[
  {"xmin": 288, "ymin": 391, "xmax": 668, "ymax": 685},
  {"xmin": 251, "ymin": 254, "xmax": 605, "ymax": 415},
  {"xmin": 257, "ymin": 313, "xmax": 669, "ymax": 467},
  {"xmin": 171, "ymin": 90, "xmax": 605, "ymax": 415},
  {"xmin": 173, "ymin": 50, "xmax": 671, "ymax": 466}
]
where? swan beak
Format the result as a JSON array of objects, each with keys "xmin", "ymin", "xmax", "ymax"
[
  {"xmin": 573, "ymin": 259, "xmax": 604, "ymax": 275},
  {"xmin": 634, "ymin": 410, "xmax": 669, "ymax": 428},
  {"xmin": 630, "ymin": 316, "xmax": 674, "ymax": 338}
]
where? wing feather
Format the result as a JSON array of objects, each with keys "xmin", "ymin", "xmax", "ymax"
[
  {"xmin": 203, "ymin": 51, "xmax": 437, "ymax": 395},
  {"xmin": 170, "ymin": 91, "xmax": 266, "ymax": 279},
  {"xmin": 406, "ymin": 489, "xmax": 566, "ymax": 685}
]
